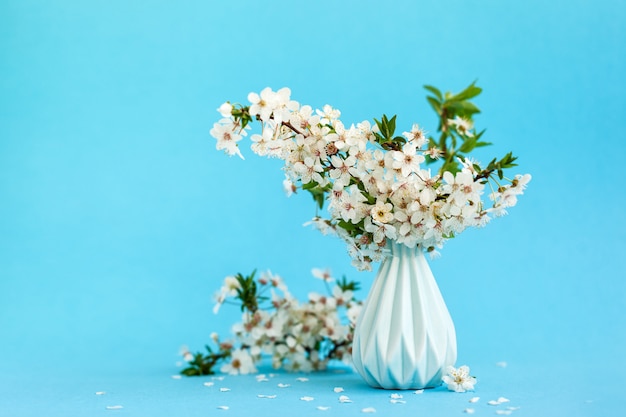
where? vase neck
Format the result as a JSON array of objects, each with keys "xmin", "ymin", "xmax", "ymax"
[{"xmin": 387, "ymin": 241, "xmax": 423, "ymax": 259}]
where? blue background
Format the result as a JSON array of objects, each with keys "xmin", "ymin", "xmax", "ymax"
[{"xmin": 1, "ymin": 0, "xmax": 625, "ymax": 416}]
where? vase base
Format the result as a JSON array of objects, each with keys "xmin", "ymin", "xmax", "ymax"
[{"xmin": 364, "ymin": 382, "xmax": 442, "ymax": 390}]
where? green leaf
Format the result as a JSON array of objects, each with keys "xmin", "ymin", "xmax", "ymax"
[
  {"xmin": 302, "ymin": 180, "xmax": 320, "ymax": 190},
  {"xmin": 452, "ymin": 82, "xmax": 482, "ymax": 101},
  {"xmin": 445, "ymin": 100, "xmax": 480, "ymax": 117},
  {"xmin": 423, "ymin": 85, "xmax": 443, "ymax": 101},
  {"xmin": 337, "ymin": 275, "xmax": 361, "ymax": 293},
  {"xmin": 458, "ymin": 137, "xmax": 477, "ymax": 153},
  {"xmin": 459, "ymin": 101, "xmax": 481, "ymax": 114},
  {"xmin": 427, "ymin": 96, "xmax": 441, "ymax": 114},
  {"xmin": 388, "ymin": 115, "xmax": 397, "ymax": 136}
]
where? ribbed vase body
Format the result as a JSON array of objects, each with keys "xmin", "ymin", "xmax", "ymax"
[{"xmin": 352, "ymin": 242, "xmax": 457, "ymax": 389}]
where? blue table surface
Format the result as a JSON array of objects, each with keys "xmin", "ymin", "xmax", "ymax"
[{"xmin": 0, "ymin": 358, "xmax": 617, "ymax": 417}]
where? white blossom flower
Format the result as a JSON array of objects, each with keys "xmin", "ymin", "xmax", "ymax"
[
  {"xmin": 402, "ymin": 123, "xmax": 428, "ymax": 148},
  {"xmin": 317, "ymin": 104, "xmax": 341, "ymax": 124},
  {"xmin": 332, "ymin": 286, "xmax": 353, "ymax": 306},
  {"xmin": 449, "ymin": 116, "xmax": 474, "ymax": 137},
  {"xmin": 364, "ymin": 217, "xmax": 397, "ymax": 244},
  {"xmin": 442, "ymin": 365, "xmax": 477, "ymax": 392},
  {"xmin": 424, "ymin": 146, "xmax": 444, "ymax": 159},
  {"xmin": 294, "ymin": 157, "xmax": 325, "ymax": 185},
  {"xmin": 248, "ymin": 87, "xmax": 278, "ymax": 122},
  {"xmin": 217, "ymin": 102, "xmax": 233, "ymax": 118},
  {"xmin": 213, "ymin": 276, "xmax": 242, "ymax": 313},
  {"xmin": 220, "ymin": 349, "xmax": 257, "ymax": 375},
  {"xmin": 179, "ymin": 345, "xmax": 193, "ymax": 362},
  {"xmin": 312, "ymin": 268, "xmax": 334, "ymax": 282},
  {"xmin": 282, "ymin": 175, "xmax": 296, "ymax": 197},
  {"xmin": 392, "ymin": 142, "xmax": 425, "ymax": 177},
  {"xmin": 210, "ymin": 122, "xmax": 244, "ymax": 159},
  {"xmin": 370, "ymin": 200, "xmax": 394, "ymax": 224},
  {"xmin": 290, "ymin": 105, "xmax": 316, "ymax": 131},
  {"xmin": 329, "ymin": 155, "xmax": 358, "ymax": 187}
]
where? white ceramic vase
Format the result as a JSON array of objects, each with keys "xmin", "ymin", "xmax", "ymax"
[{"xmin": 351, "ymin": 241, "xmax": 457, "ymax": 389}]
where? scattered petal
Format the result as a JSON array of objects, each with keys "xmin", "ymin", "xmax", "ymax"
[
  {"xmin": 175, "ymin": 361, "xmax": 183, "ymax": 367},
  {"xmin": 507, "ymin": 406, "xmax": 521, "ymax": 411},
  {"xmin": 317, "ymin": 406, "xmax": 330, "ymax": 411},
  {"xmin": 488, "ymin": 397, "xmax": 512, "ymax": 406},
  {"xmin": 203, "ymin": 382, "xmax": 215, "ymax": 387},
  {"xmin": 301, "ymin": 396, "xmax": 315, "ymax": 402},
  {"xmin": 95, "ymin": 391, "xmax": 106, "ymax": 396},
  {"xmin": 464, "ymin": 408, "xmax": 475, "ymax": 414},
  {"xmin": 333, "ymin": 387, "xmax": 344, "ymax": 393},
  {"xmin": 106, "ymin": 405, "xmax": 123, "ymax": 410},
  {"xmin": 496, "ymin": 361, "xmax": 508, "ymax": 368},
  {"xmin": 390, "ymin": 393, "xmax": 403, "ymax": 399},
  {"xmin": 413, "ymin": 389, "xmax": 424, "ymax": 394},
  {"xmin": 361, "ymin": 407, "xmax": 376, "ymax": 413},
  {"xmin": 390, "ymin": 399, "xmax": 406, "ymax": 404},
  {"xmin": 212, "ymin": 376, "xmax": 225, "ymax": 381},
  {"xmin": 339, "ymin": 395, "xmax": 352, "ymax": 403},
  {"xmin": 269, "ymin": 373, "xmax": 277, "ymax": 378},
  {"xmin": 495, "ymin": 411, "xmax": 512, "ymax": 415},
  {"xmin": 278, "ymin": 383, "xmax": 291, "ymax": 388},
  {"xmin": 257, "ymin": 394, "xmax": 277, "ymax": 399},
  {"xmin": 217, "ymin": 405, "xmax": 229, "ymax": 410},
  {"xmin": 256, "ymin": 377, "xmax": 269, "ymax": 382},
  {"xmin": 220, "ymin": 388, "xmax": 231, "ymax": 392},
  {"xmin": 171, "ymin": 375, "xmax": 182, "ymax": 380},
  {"xmin": 296, "ymin": 377, "xmax": 309, "ymax": 382},
  {"xmin": 469, "ymin": 397, "xmax": 480, "ymax": 403}
]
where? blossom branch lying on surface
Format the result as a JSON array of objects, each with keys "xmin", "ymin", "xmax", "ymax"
[
  {"xmin": 211, "ymin": 82, "xmax": 531, "ymax": 271},
  {"xmin": 180, "ymin": 269, "xmax": 362, "ymax": 376}
]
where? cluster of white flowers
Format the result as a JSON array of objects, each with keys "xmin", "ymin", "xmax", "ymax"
[
  {"xmin": 205, "ymin": 269, "xmax": 362, "ymax": 375},
  {"xmin": 211, "ymin": 87, "xmax": 531, "ymax": 270}
]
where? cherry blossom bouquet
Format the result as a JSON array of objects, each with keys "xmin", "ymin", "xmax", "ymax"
[
  {"xmin": 180, "ymin": 269, "xmax": 362, "ymax": 376},
  {"xmin": 211, "ymin": 82, "xmax": 530, "ymax": 270}
]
